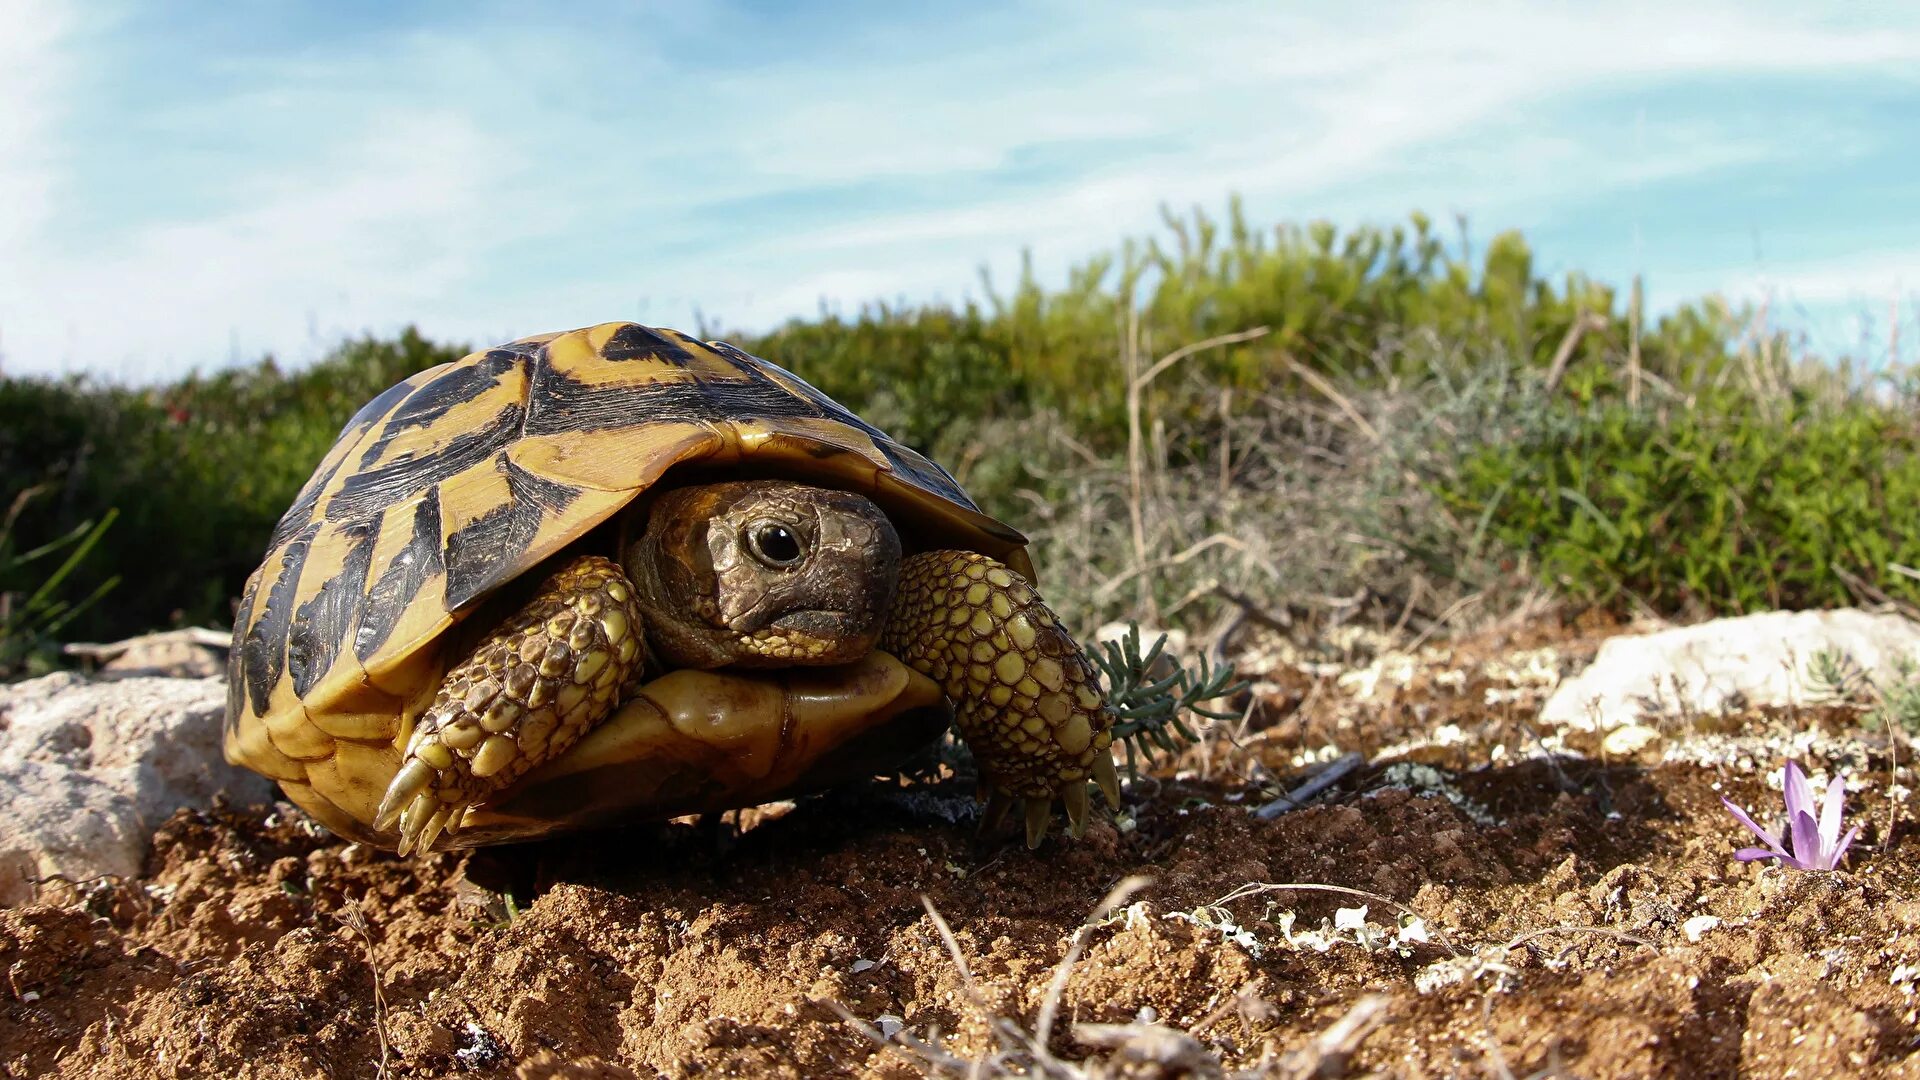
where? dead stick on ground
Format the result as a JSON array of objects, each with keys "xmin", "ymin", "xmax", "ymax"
[
  {"xmin": 1403, "ymin": 591, "xmax": 1484, "ymax": 653},
  {"xmin": 1276, "ymin": 993, "xmax": 1390, "ymax": 1080},
  {"xmin": 1275, "ymin": 349, "xmax": 1469, "ymax": 536},
  {"xmin": 1253, "ymin": 752, "xmax": 1365, "ymax": 819},
  {"xmin": 1277, "ymin": 352, "xmax": 1382, "ymax": 446},
  {"xmin": 1502, "ymin": 924, "xmax": 1656, "ymax": 956},
  {"xmin": 1211, "ymin": 584, "xmax": 1293, "ymax": 633},
  {"xmin": 63, "ymin": 627, "xmax": 230, "ymax": 663},
  {"xmin": 1880, "ymin": 705, "xmax": 1901, "ymax": 855},
  {"xmin": 1480, "ymin": 991, "xmax": 1518, "ymax": 1080},
  {"xmin": 1034, "ymin": 876, "xmax": 1154, "ymax": 1053},
  {"xmin": 1093, "ymin": 533, "xmax": 1252, "ymax": 602}
]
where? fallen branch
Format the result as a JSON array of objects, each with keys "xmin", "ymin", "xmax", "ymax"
[
  {"xmin": 1252, "ymin": 752, "xmax": 1366, "ymax": 819},
  {"xmin": 1271, "ymin": 993, "xmax": 1390, "ymax": 1080}
]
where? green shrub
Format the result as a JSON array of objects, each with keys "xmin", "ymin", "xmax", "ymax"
[
  {"xmin": 1431, "ymin": 381, "xmax": 1920, "ymax": 614},
  {"xmin": 0, "ymin": 485, "xmax": 118, "ymax": 678}
]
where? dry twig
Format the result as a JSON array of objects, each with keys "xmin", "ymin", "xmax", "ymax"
[{"xmin": 337, "ymin": 902, "xmax": 392, "ymax": 1080}]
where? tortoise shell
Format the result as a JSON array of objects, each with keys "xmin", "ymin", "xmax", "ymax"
[{"xmin": 224, "ymin": 321, "xmax": 1032, "ymax": 839}]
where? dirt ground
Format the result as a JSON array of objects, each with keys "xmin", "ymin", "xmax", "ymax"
[{"xmin": 4, "ymin": 614, "xmax": 1918, "ymax": 1079}]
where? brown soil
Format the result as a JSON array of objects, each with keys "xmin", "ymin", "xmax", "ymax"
[{"xmin": 5, "ymin": 616, "xmax": 1918, "ymax": 1079}]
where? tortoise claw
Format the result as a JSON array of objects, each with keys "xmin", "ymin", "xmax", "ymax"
[
  {"xmin": 981, "ymin": 788, "xmax": 1017, "ymax": 833},
  {"xmin": 1092, "ymin": 752, "xmax": 1121, "ymax": 810},
  {"xmin": 416, "ymin": 806, "xmax": 454, "ymax": 855},
  {"xmin": 1062, "ymin": 782, "xmax": 1090, "ymax": 839},
  {"xmin": 377, "ymin": 758, "xmax": 436, "ymax": 832},
  {"xmin": 376, "ymin": 555, "xmax": 645, "ymax": 857},
  {"xmin": 394, "ymin": 791, "xmax": 430, "ymax": 856},
  {"xmin": 1023, "ymin": 796, "xmax": 1053, "ymax": 849},
  {"xmin": 395, "ymin": 795, "xmax": 466, "ymax": 857}
]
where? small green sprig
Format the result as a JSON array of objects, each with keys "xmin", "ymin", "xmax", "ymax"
[
  {"xmin": 1, "ymin": 485, "xmax": 120, "ymax": 680},
  {"xmin": 1808, "ymin": 647, "xmax": 1920, "ymax": 737},
  {"xmin": 1093, "ymin": 624, "xmax": 1249, "ymax": 777}
]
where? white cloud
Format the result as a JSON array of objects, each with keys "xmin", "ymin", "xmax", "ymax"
[
  {"xmin": 1726, "ymin": 250, "xmax": 1918, "ymax": 306},
  {"xmin": 9, "ymin": 111, "xmax": 518, "ymax": 378},
  {"xmin": 3, "ymin": 0, "xmax": 1919, "ymax": 379},
  {"xmin": 0, "ymin": 0, "xmax": 73, "ymax": 253},
  {"xmin": 623, "ymin": 1, "xmax": 1920, "ymax": 331}
]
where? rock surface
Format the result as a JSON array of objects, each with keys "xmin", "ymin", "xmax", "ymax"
[
  {"xmin": 0, "ymin": 672, "xmax": 272, "ymax": 905},
  {"xmin": 63, "ymin": 627, "xmax": 229, "ymax": 678},
  {"xmin": 1540, "ymin": 608, "xmax": 1920, "ymax": 730}
]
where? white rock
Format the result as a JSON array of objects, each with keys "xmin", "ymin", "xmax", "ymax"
[
  {"xmin": 1682, "ymin": 915, "xmax": 1721, "ymax": 942},
  {"xmin": 1601, "ymin": 724, "xmax": 1664, "ymax": 756},
  {"xmin": 1539, "ymin": 609, "xmax": 1920, "ymax": 731},
  {"xmin": 0, "ymin": 672, "xmax": 273, "ymax": 906},
  {"xmin": 0, "ymin": 760, "xmax": 147, "ymax": 906}
]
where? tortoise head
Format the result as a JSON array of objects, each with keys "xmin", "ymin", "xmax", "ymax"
[{"xmin": 622, "ymin": 479, "xmax": 902, "ymax": 669}]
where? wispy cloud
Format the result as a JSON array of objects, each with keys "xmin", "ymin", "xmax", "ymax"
[{"xmin": 2, "ymin": 0, "xmax": 1918, "ymax": 379}]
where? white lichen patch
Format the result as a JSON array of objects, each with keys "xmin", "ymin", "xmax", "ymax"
[
  {"xmin": 1375, "ymin": 762, "xmax": 1499, "ymax": 826},
  {"xmin": 1601, "ymin": 724, "xmax": 1664, "ymax": 756},
  {"xmin": 1270, "ymin": 906, "xmax": 1425, "ymax": 956},
  {"xmin": 1414, "ymin": 950, "xmax": 1519, "ymax": 994},
  {"xmin": 1289, "ymin": 743, "xmax": 1349, "ymax": 769},
  {"xmin": 1893, "ymin": 964, "xmax": 1918, "ymax": 998},
  {"xmin": 1337, "ymin": 653, "xmax": 1425, "ymax": 701},
  {"xmin": 1324, "ymin": 640, "xmax": 1574, "ymax": 714},
  {"xmin": 1483, "ymin": 685, "xmax": 1543, "ymax": 707},
  {"xmin": 1658, "ymin": 730, "xmax": 1885, "ymax": 796}
]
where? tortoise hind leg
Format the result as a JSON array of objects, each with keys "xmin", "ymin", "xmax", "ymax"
[
  {"xmin": 376, "ymin": 555, "xmax": 646, "ymax": 855},
  {"xmin": 880, "ymin": 551, "xmax": 1119, "ymax": 847}
]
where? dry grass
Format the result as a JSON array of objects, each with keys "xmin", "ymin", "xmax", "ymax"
[
  {"xmin": 1002, "ymin": 354, "xmax": 1540, "ymax": 656},
  {"xmin": 337, "ymin": 901, "xmax": 392, "ymax": 1080}
]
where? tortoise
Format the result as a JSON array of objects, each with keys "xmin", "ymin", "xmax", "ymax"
[{"xmin": 224, "ymin": 321, "xmax": 1119, "ymax": 856}]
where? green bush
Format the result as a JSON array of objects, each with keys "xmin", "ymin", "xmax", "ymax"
[
  {"xmin": 1430, "ymin": 382, "xmax": 1920, "ymax": 613},
  {"xmin": 0, "ymin": 486, "xmax": 118, "ymax": 678}
]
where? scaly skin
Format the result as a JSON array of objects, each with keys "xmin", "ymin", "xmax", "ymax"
[
  {"xmin": 376, "ymin": 556, "xmax": 645, "ymax": 854},
  {"xmin": 379, "ymin": 546, "xmax": 1118, "ymax": 854},
  {"xmin": 880, "ymin": 550, "xmax": 1119, "ymax": 846}
]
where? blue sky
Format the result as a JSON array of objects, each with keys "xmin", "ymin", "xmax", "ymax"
[{"xmin": 2, "ymin": 0, "xmax": 1917, "ymax": 380}]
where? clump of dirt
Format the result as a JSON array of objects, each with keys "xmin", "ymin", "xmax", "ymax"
[{"xmin": 4, "ymin": 616, "xmax": 1917, "ymax": 1078}]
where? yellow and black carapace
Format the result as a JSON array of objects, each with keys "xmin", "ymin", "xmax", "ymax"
[{"xmin": 225, "ymin": 322, "xmax": 1117, "ymax": 854}]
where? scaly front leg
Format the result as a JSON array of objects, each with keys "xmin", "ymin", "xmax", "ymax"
[
  {"xmin": 881, "ymin": 551, "xmax": 1120, "ymax": 847},
  {"xmin": 376, "ymin": 555, "xmax": 645, "ymax": 854}
]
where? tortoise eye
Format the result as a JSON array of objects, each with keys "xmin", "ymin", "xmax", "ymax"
[{"xmin": 746, "ymin": 521, "xmax": 805, "ymax": 568}]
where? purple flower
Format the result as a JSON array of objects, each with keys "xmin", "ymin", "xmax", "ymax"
[{"xmin": 1720, "ymin": 760, "xmax": 1862, "ymax": 871}]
